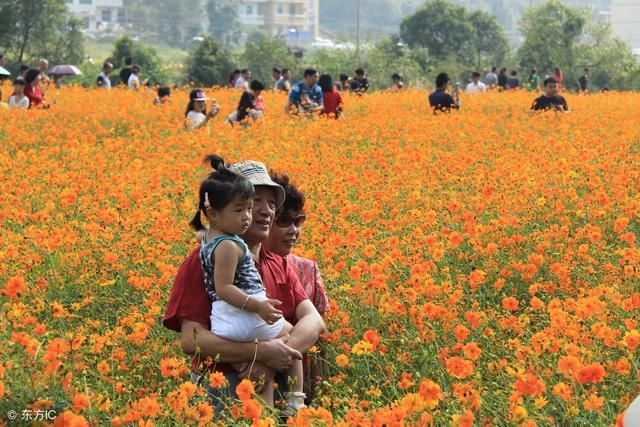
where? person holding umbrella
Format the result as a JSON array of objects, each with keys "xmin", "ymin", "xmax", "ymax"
[
  {"xmin": 48, "ymin": 64, "xmax": 83, "ymax": 88},
  {"xmin": 0, "ymin": 57, "xmax": 10, "ymax": 103}
]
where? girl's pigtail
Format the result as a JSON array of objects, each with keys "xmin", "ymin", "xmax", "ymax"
[
  {"xmin": 204, "ymin": 154, "xmax": 225, "ymax": 171},
  {"xmin": 189, "ymin": 204, "xmax": 205, "ymax": 231}
]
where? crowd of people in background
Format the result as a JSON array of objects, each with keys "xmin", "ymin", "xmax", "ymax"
[{"xmin": 0, "ymin": 51, "xmax": 601, "ymax": 120}]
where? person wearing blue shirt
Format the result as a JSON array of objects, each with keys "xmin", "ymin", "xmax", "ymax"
[{"xmin": 285, "ymin": 68, "xmax": 324, "ymax": 114}]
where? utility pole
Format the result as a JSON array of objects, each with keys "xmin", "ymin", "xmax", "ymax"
[{"xmin": 356, "ymin": 0, "xmax": 361, "ymax": 60}]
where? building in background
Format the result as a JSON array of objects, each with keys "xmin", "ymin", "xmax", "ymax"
[
  {"xmin": 65, "ymin": 0, "xmax": 123, "ymax": 31},
  {"xmin": 611, "ymin": 0, "xmax": 640, "ymax": 54},
  {"xmin": 238, "ymin": 0, "xmax": 319, "ymax": 42}
]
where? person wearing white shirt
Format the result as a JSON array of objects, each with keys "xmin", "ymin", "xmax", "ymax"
[
  {"xmin": 97, "ymin": 62, "xmax": 113, "ymax": 89},
  {"xmin": 625, "ymin": 395, "xmax": 640, "ymax": 426},
  {"xmin": 234, "ymin": 69, "xmax": 251, "ymax": 90},
  {"xmin": 185, "ymin": 89, "xmax": 220, "ymax": 130},
  {"xmin": 466, "ymin": 71, "xmax": 486, "ymax": 94},
  {"xmin": 128, "ymin": 64, "xmax": 142, "ymax": 90},
  {"xmin": 8, "ymin": 78, "xmax": 30, "ymax": 109}
]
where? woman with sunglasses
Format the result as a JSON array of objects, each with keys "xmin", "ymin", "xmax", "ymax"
[
  {"xmin": 264, "ymin": 172, "xmax": 329, "ymax": 314},
  {"xmin": 264, "ymin": 171, "xmax": 329, "ymax": 403}
]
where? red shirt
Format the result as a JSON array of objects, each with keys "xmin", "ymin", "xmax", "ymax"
[
  {"xmin": 24, "ymin": 84, "xmax": 44, "ymax": 108},
  {"xmin": 163, "ymin": 245, "xmax": 309, "ymax": 372},
  {"xmin": 322, "ymin": 90, "xmax": 342, "ymax": 117}
]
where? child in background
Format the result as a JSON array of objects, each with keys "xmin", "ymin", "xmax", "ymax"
[
  {"xmin": 9, "ymin": 78, "xmax": 30, "ymax": 109},
  {"xmin": 153, "ymin": 86, "xmax": 171, "ymax": 105},
  {"xmin": 190, "ymin": 155, "xmax": 306, "ymax": 412}
]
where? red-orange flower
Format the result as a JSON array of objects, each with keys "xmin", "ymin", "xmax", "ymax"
[
  {"xmin": 236, "ymin": 378, "xmax": 254, "ymax": 401},
  {"xmin": 514, "ymin": 373, "xmax": 546, "ymax": 396}
]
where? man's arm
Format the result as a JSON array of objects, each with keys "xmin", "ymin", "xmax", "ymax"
[
  {"xmin": 286, "ymin": 300, "xmax": 326, "ymax": 354},
  {"xmin": 180, "ymin": 319, "xmax": 301, "ymax": 371}
]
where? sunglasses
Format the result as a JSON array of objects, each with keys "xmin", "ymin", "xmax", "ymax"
[{"xmin": 275, "ymin": 213, "xmax": 305, "ymax": 228}]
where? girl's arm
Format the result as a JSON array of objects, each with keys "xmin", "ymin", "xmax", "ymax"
[{"xmin": 213, "ymin": 240, "xmax": 283, "ymax": 323}]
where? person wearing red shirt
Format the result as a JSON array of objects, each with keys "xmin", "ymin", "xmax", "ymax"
[
  {"xmin": 318, "ymin": 74, "xmax": 343, "ymax": 118},
  {"xmin": 164, "ymin": 159, "xmax": 325, "ymax": 410},
  {"xmin": 23, "ymin": 69, "xmax": 46, "ymax": 109}
]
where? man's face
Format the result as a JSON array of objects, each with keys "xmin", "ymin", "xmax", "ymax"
[
  {"xmin": 283, "ymin": 71, "xmax": 290, "ymax": 80},
  {"xmin": 544, "ymin": 82, "xmax": 558, "ymax": 97},
  {"xmin": 272, "ymin": 70, "xmax": 280, "ymax": 80},
  {"xmin": 242, "ymin": 186, "xmax": 277, "ymax": 244},
  {"xmin": 305, "ymin": 73, "xmax": 318, "ymax": 86},
  {"xmin": 472, "ymin": 75, "xmax": 479, "ymax": 83},
  {"xmin": 244, "ymin": 71, "xmax": 251, "ymax": 80}
]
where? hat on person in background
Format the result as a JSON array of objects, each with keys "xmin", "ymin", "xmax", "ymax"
[{"xmin": 189, "ymin": 89, "xmax": 209, "ymax": 101}]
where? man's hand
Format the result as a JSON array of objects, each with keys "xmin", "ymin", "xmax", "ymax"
[{"xmin": 258, "ymin": 334, "xmax": 302, "ymax": 371}]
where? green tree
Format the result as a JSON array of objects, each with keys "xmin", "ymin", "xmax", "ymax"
[
  {"xmin": 240, "ymin": 35, "xmax": 297, "ymax": 84},
  {"xmin": 578, "ymin": 22, "xmax": 639, "ymax": 90},
  {"xmin": 108, "ymin": 36, "xmax": 168, "ymax": 84},
  {"xmin": 206, "ymin": 0, "xmax": 240, "ymax": 46},
  {"xmin": 400, "ymin": 0, "xmax": 473, "ymax": 62},
  {"xmin": 468, "ymin": 10, "xmax": 509, "ymax": 69},
  {"xmin": 399, "ymin": 0, "xmax": 508, "ymax": 69},
  {"xmin": 0, "ymin": 0, "xmax": 71, "ymax": 64},
  {"xmin": 184, "ymin": 35, "xmax": 235, "ymax": 86},
  {"xmin": 517, "ymin": 0, "xmax": 588, "ymax": 77},
  {"xmin": 365, "ymin": 35, "xmax": 428, "ymax": 89},
  {"xmin": 48, "ymin": 17, "xmax": 85, "ymax": 65}
]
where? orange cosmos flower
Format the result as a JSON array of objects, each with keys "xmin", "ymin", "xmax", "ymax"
[
  {"xmin": 335, "ymin": 354, "xmax": 350, "ymax": 368},
  {"xmin": 514, "ymin": 373, "xmax": 546, "ymax": 396},
  {"xmin": 208, "ymin": 371, "xmax": 226, "ymax": 388},
  {"xmin": 4, "ymin": 276, "xmax": 26, "ymax": 299},
  {"xmin": 397, "ymin": 372, "xmax": 414, "ymax": 390},
  {"xmin": 418, "ymin": 379, "xmax": 442, "ymax": 409},
  {"xmin": 72, "ymin": 393, "xmax": 90, "ymax": 411},
  {"xmin": 445, "ymin": 357, "xmax": 475, "ymax": 379},
  {"xmin": 577, "ymin": 362, "xmax": 605, "ymax": 384},
  {"xmin": 236, "ymin": 378, "xmax": 255, "ymax": 401},
  {"xmin": 583, "ymin": 394, "xmax": 604, "ymax": 411},
  {"xmin": 502, "ymin": 297, "xmax": 519, "ymax": 311},
  {"xmin": 242, "ymin": 398, "xmax": 262, "ymax": 420},
  {"xmin": 462, "ymin": 342, "xmax": 482, "ymax": 360}
]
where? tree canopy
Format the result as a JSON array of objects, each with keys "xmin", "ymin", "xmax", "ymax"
[
  {"xmin": 184, "ymin": 36, "xmax": 235, "ymax": 87},
  {"xmin": 400, "ymin": 0, "xmax": 508, "ymax": 69},
  {"xmin": 0, "ymin": 0, "xmax": 84, "ymax": 65}
]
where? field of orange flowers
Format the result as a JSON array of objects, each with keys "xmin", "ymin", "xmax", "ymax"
[{"xmin": 1, "ymin": 84, "xmax": 640, "ymax": 426}]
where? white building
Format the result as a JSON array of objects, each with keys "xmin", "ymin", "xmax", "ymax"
[
  {"xmin": 238, "ymin": 0, "xmax": 319, "ymax": 41},
  {"xmin": 611, "ymin": 0, "xmax": 640, "ymax": 52},
  {"xmin": 65, "ymin": 0, "xmax": 123, "ymax": 31}
]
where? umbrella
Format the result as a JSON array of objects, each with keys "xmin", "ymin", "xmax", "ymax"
[
  {"xmin": 0, "ymin": 66, "xmax": 10, "ymax": 77},
  {"xmin": 48, "ymin": 65, "xmax": 82, "ymax": 76}
]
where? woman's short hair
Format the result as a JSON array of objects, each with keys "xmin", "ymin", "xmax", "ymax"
[{"xmin": 269, "ymin": 171, "xmax": 305, "ymax": 214}]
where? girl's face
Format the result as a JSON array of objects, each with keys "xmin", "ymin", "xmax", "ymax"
[
  {"xmin": 264, "ymin": 208, "xmax": 304, "ymax": 256},
  {"xmin": 194, "ymin": 100, "xmax": 205, "ymax": 113},
  {"xmin": 207, "ymin": 196, "xmax": 252, "ymax": 236},
  {"xmin": 14, "ymin": 84, "xmax": 24, "ymax": 95}
]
